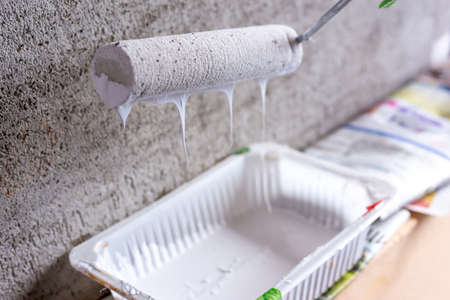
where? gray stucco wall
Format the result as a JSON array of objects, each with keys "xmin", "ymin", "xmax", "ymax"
[{"xmin": 1, "ymin": 1, "xmax": 449, "ymax": 299}]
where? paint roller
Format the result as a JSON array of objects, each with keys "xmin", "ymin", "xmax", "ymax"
[
  {"xmin": 91, "ymin": 0, "xmax": 352, "ymax": 161},
  {"xmin": 91, "ymin": 0, "xmax": 352, "ymax": 110},
  {"xmin": 91, "ymin": 25, "xmax": 302, "ymax": 109}
]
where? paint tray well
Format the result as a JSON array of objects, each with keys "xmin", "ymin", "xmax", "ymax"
[{"xmin": 70, "ymin": 143, "xmax": 393, "ymax": 300}]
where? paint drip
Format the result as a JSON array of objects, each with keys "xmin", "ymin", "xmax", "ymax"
[
  {"xmin": 117, "ymin": 95, "xmax": 135, "ymax": 130},
  {"xmin": 222, "ymin": 85, "xmax": 235, "ymax": 145},
  {"xmin": 117, "ymin": 92, "xmax": 191, "ymax": 164},
  {"xmin": 258, "ymin": 79, "xmax": 268, "ymax": 141},
  {"xmin": 172, "ymin": 95, "xmax": 190, "ymax": 166},
  {"xmin": 114, "ymin": 79, "xmax": 271, "ymax": 168},
  {"xmin": 262, "ymin": 153, "xmax": 273, "ymax": 214},
  {"xmin": 91, "ymin": 25, "xmax": 303, "ymax": 169}
]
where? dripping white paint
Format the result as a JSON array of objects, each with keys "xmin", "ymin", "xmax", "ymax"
[
  {"xmin": 172, "ymin": 95, "xmax": 189, "ymax": 165},
  {"xmin": 258, "ymin": 79, "xmax": 268, "ymax": 141},
  {"xmin": 90, "ymin": 25, "xmax": 303, "ymax": 162},
  {"xmin": 222, "ymin": 85, "xmax": 235, "ymax": 145},
  {"xmin": 115, "ymin": 81, "xmax": 269, "ymax": 163}
]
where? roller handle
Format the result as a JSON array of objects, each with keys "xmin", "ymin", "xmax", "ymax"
[{"xmin": 296, "ymin": 0, "xmax": 353, "ymax": 43}]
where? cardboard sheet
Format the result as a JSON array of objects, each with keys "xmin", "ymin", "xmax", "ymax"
[{"xmin": 336, "ymin": 213, "xmax": 450, "ymax": 300}]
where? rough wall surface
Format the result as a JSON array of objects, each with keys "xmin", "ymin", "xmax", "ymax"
[{"xmin": 1, "ymin": 0, "xmax": 449, "ymax": 299}]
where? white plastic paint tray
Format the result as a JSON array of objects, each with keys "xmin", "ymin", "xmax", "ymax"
[{"xmin": 70, "ymin": 143, "xmax": 394, "ymax": 300}]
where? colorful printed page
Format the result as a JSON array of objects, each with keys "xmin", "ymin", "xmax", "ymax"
[
  {"xmin": 307, "ymin": 62, "xmax": 450, "ymax": 216},
  {"xmin": 396, "ymin": 63, "xmax": 450, "ymax": 216}
]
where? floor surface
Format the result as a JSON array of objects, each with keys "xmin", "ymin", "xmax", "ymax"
[{"xmin": 337, "ymin": 213, "xmax": 450, "ymax": 300}]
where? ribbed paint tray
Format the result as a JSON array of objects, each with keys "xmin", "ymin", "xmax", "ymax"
[{"xmin": 69, "ymin": 143, "xmax": 394, "ymax": 300}]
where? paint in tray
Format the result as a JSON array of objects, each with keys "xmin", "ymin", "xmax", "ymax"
[{"xmin": 70, "ymin": 143, "xmax": 394, "ymax": 300}]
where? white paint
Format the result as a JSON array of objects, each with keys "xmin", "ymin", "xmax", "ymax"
[
  {"xmin": 70, "ymin": 144, "xmax": 389, "ymax": 300},
  {"xmin": 89, "ymin": 25, "xmax": 303, "ymax": 157},
  {"xmin": 171, "ymin": 95, "xmax": 190, "ymax": 165},
  {"xmin": 91, "ymin": 25, "xmax": 302, "ymax": 108},
  {"xmin": 261, "ymin": 152, "xmax": 273, "ymax": 214},
  {"xmin": 116, "ymin": 96, "xmax": 135, "ymax": 129},
  {"xmin": 222, "ymin": 85, "xmax": 234, "ymax": 145},
  {"xmin": 258, "ymin": 79, "xmax": 268, "ymax": 141},
  {"xmin": 129, "ymin": 207, "xmax": 338, "ymax": 300}
]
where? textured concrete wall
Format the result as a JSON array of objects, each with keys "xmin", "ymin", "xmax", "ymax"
[{"xmin": 1, "ymin": 0, "xmax": 449, "ymax": 299}]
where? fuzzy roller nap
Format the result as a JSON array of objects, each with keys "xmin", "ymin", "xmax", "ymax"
[{"xmin": 91, "ymin": 25, "xmax": 303, "ymax": 108}]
